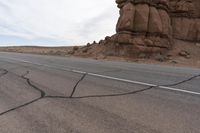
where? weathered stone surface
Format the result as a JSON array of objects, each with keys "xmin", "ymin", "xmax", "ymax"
[
  {"xmin": 171, "ymin": 17, "xmax": 200, "ymax": 42},
  {"xmin": 193, "ymin": 0, "xmax": 200, "ymax": 17},
  {"xmin": 98, "ymin": 0, "xmax": 199, "ymax": 58},
  {"xmin": 114, "ymin": 32, "xmax": 132, "ymax": 44},
  {"xmin": 116, "ymin": 2, "xmax": 135, "ymax": 32},
  {"xmin": 159, "ymin": 9, "xmax": 171, "ymax": 36},
  {"xmin": 133, "ymin": 4, "xmax": 149, "ymax": 32},
  {"xmin": 113, "ymin": 0, "xmax": 172, "ymax": 55},
  {"xmin": 187, "ymin": 19, "xmax": 197, "ymax": 41},
  {"xmin": 197, "ymin": 20, "xmax": 200, "ymax": 40},
  {"xmin": 148, "ymin": 6, "xmax": 163, "ymax": 33},
  {"xmin": 116, "ymin": 0, "xmax": 127, "ymax": 8},
  {"xmin": 175, "ymin": 0, "xmax": 194, "ymax": 13},
  {"xmin": 170, "ymin": 0, "xmax": 200, "ymax": 42},
  {"xmin": 172, "ymin": 18, "xmax": 192, "ymax": 40}
]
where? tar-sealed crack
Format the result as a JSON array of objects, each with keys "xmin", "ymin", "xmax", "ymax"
[
  {"xmin": 0, "ymin": 69, "xmax": 8, "ymax": 77},
  {"xmin": 21, "ymin": 71, "xmax": 45, "ymax": 98},
  {"xmin": 162, "ymin": 74, "xmax": 200, "ymax": 87},
  {"xmin": 0, "ymin": 70, "xmax": 45, "ymax": 116},
  {"xmin": 70, "ymin": 73, "xmax": 87, "ymax": 98},
  {"xmin": 45, "ymin": 86, "xmax": 153, "ymax": 99},
  {"xmin": 0, "ymin": 68, "xmax": 199, "ymax": 117}
]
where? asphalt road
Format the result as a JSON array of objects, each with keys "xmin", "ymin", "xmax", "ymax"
[{"xmin": 0, "ymin": 52, "xmax": 200, "ymax": 133}]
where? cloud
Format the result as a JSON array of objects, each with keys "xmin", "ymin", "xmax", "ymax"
[{"xmin": 0, "ymin": 0, "xmax": 119, "ymax": 46}]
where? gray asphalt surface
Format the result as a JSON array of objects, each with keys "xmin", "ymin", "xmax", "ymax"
[{"xmin": 0, "ymin": 52, "xmax": 200, "ymax": 133}]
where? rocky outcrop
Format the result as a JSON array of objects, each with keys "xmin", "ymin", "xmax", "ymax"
[
  {"xmin": 102, "ymin": 0, "xmax": 173, "ymax": 56},
  {"xmin": 81, "ymin": 0, "xmax": 199, "ymax": 58},
  {"xmin": 172, "ymin": 17, "xmax": 200, "ymax": 41},
  {"xmin": 169, "ymin": 0, "xmax": 200, "ymax": 42}
]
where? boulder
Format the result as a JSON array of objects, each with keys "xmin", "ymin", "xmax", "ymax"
[{"xmin": 179, "ymin": 50, "xmax": 191, "ymax": 59}]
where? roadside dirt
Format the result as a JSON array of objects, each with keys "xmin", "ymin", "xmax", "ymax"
[
  {"xmin": 0, "ymin": 40, "xmax": 199, "ymax": 68},
  {"xmin": 0, "ymin": 46, "xmax": 73, "ymax": 56}
]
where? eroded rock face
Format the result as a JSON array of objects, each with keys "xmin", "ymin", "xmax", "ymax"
[
  {"xmin": 104, "ymin": 0, "xmax": 173, "ymax": 56},
  {"xmin": 95, "ymin": 0, "xmax": 199, "ymax": 57},
  {"xmin": 116, "ymin": 2, "xmax": 135, "ymax": 32},
  {"xmin": 169, "ymin": 0, "xmax": 200, "ymax": 42},
  {"xmin": 169, "ymin": 0, "xmax": 194, "ymax": 15}
]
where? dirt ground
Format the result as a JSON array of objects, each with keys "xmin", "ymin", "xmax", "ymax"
[
  {"xmin": 0, "ymin": 46, "xmax": 73, "ymax": 56},
  {"xmin": 0, "ymin": 40, "xmax": 199, "ymax": 69}
]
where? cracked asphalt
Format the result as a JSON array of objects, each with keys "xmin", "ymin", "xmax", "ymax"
[{"xmin": 0, "ymin": 52, "xmax": 200, "ymax": 133}]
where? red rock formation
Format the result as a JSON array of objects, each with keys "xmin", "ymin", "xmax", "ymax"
[
  {"xmin": 103, "ymin": 0, "xmax": 173, "ymax": 56},
  {"xmin": 81, "ymin": 0, "xmax": 199, "ymax": 58},
  {"xmin": 169, "ymin": 0, "xmax": 200, "ymax": 42}
]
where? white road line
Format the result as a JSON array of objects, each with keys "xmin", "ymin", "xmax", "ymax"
[
  {"xmin": 72, "ymin": 70, "xmax": 87, "ymax": 74},
  {"xmin": 159, "ymin": 86, "xmax": 200, "ymax": 95},
  {"xmin": 0, "ymin": 57, "xmax": 199, "ymax": 96},
  {"xmin": 88, "ymin": 73, "xmax": 157, "ymax": 87}
]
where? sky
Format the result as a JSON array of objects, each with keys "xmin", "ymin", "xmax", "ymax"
[{"xmin": 0, "ymin": 0, "xmax": 119, "ymax": 46}]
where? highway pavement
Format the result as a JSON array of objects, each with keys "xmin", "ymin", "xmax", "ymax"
[{"xmin": 0, "ymin": 52, "xmax": 200, "ymax": 133}]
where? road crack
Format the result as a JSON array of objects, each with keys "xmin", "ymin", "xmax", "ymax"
[
  {"xmin": 0, "ymin": 69, "xmax": 8, "ymax": 78},
  {"xmin": 0, "ymin": 70, "xmax": 46, "ymax": 116},
  {"xmin": 70, "ymin": 73, "xmax": 87, "ymax": 98},
  {"xmin": 161, "ymin": 74, "xmax": 200, "ymax": 87},
  {"xmin": 0, "ymin": 98, "xmax": 42, "ymax": 116},
  {"xmin": 45, "ymin": 86, "xmax": 153, "ymax": 99},
  {"xmin": 0, "ymin": 68, "xmax": 199, "ymax": 117},
  {"xmin": 21, "ymin": 71, "xmax": 45, "ymax": 98}
]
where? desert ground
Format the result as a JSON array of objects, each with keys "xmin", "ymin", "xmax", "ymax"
[{"xmin": 0, "ymin": 40, "xmax": 200, "ymax": 68}]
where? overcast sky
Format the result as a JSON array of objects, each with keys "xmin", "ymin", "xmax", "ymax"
[{"xmin": 0, "ymin": 0, "xmax": 119, "ymax": 46}]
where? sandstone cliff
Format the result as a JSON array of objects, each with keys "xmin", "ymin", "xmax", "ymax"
[
  {"xmin": 170, "ymin": 0, "xmax": 200, "ymax": 42},
  {"xmin": 111, "ymin": 0, "xmax": 173, "ymax": 55},
  {"xmin": 73, "ymin": 0, "xmax": 200, "ymax": 58}
]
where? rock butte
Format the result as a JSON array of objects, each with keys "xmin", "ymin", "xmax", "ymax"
[{"xmin": 100, "ymin": 0, "xmax": 200, "ymax": 57}]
